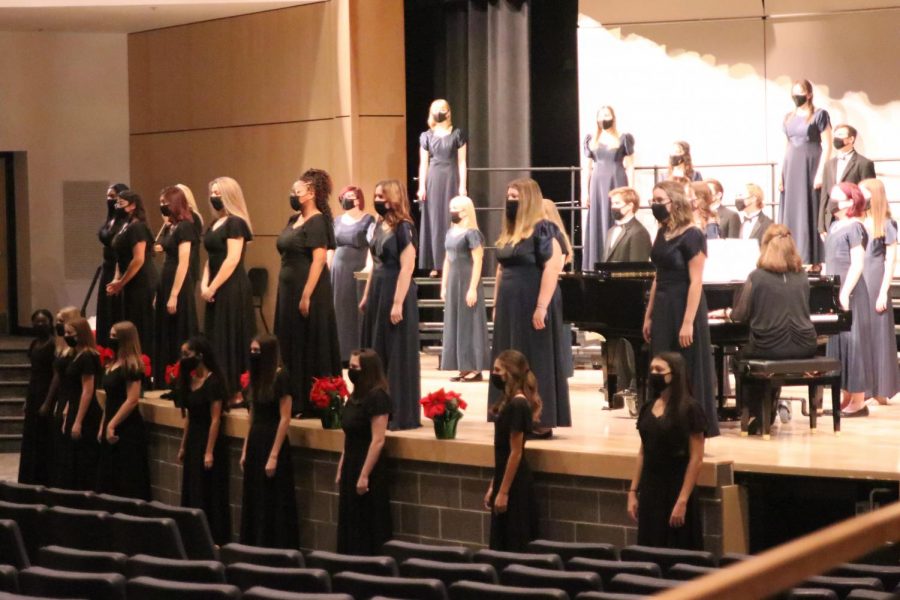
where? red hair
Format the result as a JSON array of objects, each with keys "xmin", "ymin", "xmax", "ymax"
[
  {"xmin": 838, "ymin": 182, "xmax": 866, "ymax": 218},
  {"xmin": 338, "ymin": 185, "xmax": 365, "ymax": 211},
  {"xmin": 160, "ymin": 186, "xmax": 194, "ymax": 223}
]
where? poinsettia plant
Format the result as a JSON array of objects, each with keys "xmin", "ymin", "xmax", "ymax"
[
  {"xmin": 141, "ymin": 354, "xmax": 152, "ymax": 378},
  {"xmin": 240, "ymin": 370, "xmax": 250, "ymax": 391},
  {"xmin": 420, "ymin": 388, "xmax": 467, "ymax": 421},
  {"xmin": 310, "ymin": 376, "xmax": 350, "ymax": 429},
  {"xmin": 96, "ymin": 345, "xmax": 115, "ymax": 367},
  {"xmin": 165, "ymin": 362, "xmax": 181, "ymax": 386}
]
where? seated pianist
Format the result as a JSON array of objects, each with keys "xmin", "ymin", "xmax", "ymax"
[{"xmin": 726, "ymin": 224, "xmax": 818, "ymax": 430}]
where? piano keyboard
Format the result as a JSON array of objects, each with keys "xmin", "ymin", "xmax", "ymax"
[{"xmin": 708, "ymin": 313, "xmax": 839, "ymax": 326}]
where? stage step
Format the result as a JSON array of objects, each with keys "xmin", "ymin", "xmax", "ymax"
[
  {"xmin": 0, "ymin": 434, "xmax": 21, "ymax": 453},
  {"xmin": 0, "ymin": 416, "xmax": 24, "ymax": 436},
  {"xmin": 0, "ymin": 399, "xmax": 25, "ymax": 418},
  {"xmin": 0, "ymin": 363, "xmax": 30, "ymax": 382},
  {"xmin": 0, "ymin": 382, "xmax": 28, "ymax": 400}
]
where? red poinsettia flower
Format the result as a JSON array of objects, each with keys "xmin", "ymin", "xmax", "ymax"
[
  {"xmin": 420, "ymin": 388, "xmax": 466, "ymax": 421},
  {"xmin": 240, "ymin": 371, "xmax": 250, "ymax": 390},
  {"xmin": 141, "ymin": 354, "xmax": 152, "ymax": 378},
  {"xmin": 310, "ymin": 376, "xmax": 349, "ymax": 411},
  {"xmin": 165, "ymin": 362, "xmax": 180, "ymax": 385},
  {"xmin": 96, "ymin": 345, "xmax": 115, "ymax": 367}
]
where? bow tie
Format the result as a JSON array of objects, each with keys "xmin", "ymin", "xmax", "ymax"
[{"xmin": 742, "ymin": 215, "xmax": 758, "ymax": 224}]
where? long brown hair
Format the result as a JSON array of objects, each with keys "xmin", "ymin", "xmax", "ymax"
[
  {"xmin": 68, "ymin": 317, "xmax": 98, "ymax": 355},
  {"xmin": 542, "ymin": 199, "xmax": 573, "ymax": 263},
  {"xmin": 667, "ymin": 141, "xmax": 695, "ymax": 181},
  {"xmin": 593, "ymin": 105, "xmax": 619, "ymax": 143},
  {"xmin": 654, "ymin": 180, "xmax": 694, "ymax": 232},
  {"xmin": 489, "ymin": 349, "xmax": 542, "ymax": 423},
  {"xmin": 861, "ymin": 178, "xmax": 890, "ymax": 239},
  {"xmin": 654, "ymin": 352, "xmax": 699, "ymax": 425},
  {"xmin": 248, "ymin": 334, "xmax": 281, "ymax": 405},
  {"xmin": 110, "ymin": 321, "xmax": 144, "ymax": 376},
  {"xmin": 691, "ymin": 182, "xmax": 716, "ymax": 226},
  {"xmin": 497, "ymin": 178, "xmax": 546, "ymax": 248},
  {"xmin": 349, "ymin": 349, "xmax": 389, "ymax": 399},
  {"xmin": 376, "ymin": 179, "xmax": 413, "ymax": 229},
  {"xmin": 757, "ymin": 224, "xmax": 802, "ymax": 273},
  {"xmin": 787, "ymin": 79, "xmax": 816, "ymax": 124}
]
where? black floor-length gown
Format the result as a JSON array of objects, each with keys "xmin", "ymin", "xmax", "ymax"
[
  {"xmin": 97, "ymin": 213, "xmax": 127, "ymax": 347},
  {"xmin": 360, "ymin": 221, "xmax": 421, "ymax": 430},
  {"xmin": 337, "ymin": 388, "xmax": 392, "ymax": 555},
  {"xmin": 274, "ymin": 213, "xmax": 341, "ymax": 415},
  {"xmin": 48, "ymin": 352, "xmax": 73, "ymax": 488},
  {"xmin": 18, "ymin": 337, "xmax": 55, "ymax": 485},
  {"xmin": 487, "ymin": 220, "xmax": 571, "ymax": 428},
  {"xmin": 489, "ymin": 395, "xmax": 537, "ymax": 551},
  {"xmin": 97, "ymin": 366, "xmax": 151, "ymax": 500},
  {"xmin": 204, "ymin": 216, "xmax": 256, "ymax": 394},
  {"xmin": 154, "ymin": 220, "xmax": 199, "ymax": 387},
  {"xmin": 240, "ymin": 370, "xmax": 299, "ymax": 548},
  {"xmin": 180, "ymin": 374, "xmax": 232, "ymax": 545},
  {"xmin": 636, "ymin": 399, "xmax": 706, "ymax": 549},
  {"xmin": 649, "ymin": 227, "xmax": 719, "ymax": 437},
  {"xmin": 111, "ymin": 219, "xmax": 157, "ymax": 359},
  {"xmin": 61, "ymin": 351, "xmax": 102, "ymax": 491}
]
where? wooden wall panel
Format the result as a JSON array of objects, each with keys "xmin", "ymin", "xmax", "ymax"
[
  {"xmin": 356, "ymin": 116, "xmax": 408, "ymax": 193},
  {"xmin": 353, "ymin": 0, "xmax": 405, "ymax": 116}
]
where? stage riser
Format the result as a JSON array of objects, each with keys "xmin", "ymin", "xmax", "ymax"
[{"xmin": 147, "ymin": 422, "xmax": 724, "ymax": 554}]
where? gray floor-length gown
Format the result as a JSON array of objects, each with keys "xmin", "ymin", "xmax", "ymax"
[
  {"xmin": 419, "ymin": 127, "xmax": 466, "ymax": 270},
  {"xmin": 332, "ymin": 214, "xmax": 375, "ymax": 362},
  {"xmin": 583, "ymin": 133, "xmax": 634, "ymax": 271},
  {"xmin": 863, "ymin": 219, "xmax": 899, "ymax": 398},
  {"xmin": 440, "ymin": 227, "xmax": 489, "ymax": 371}
]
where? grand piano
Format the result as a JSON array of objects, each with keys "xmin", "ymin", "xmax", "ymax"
[{"xmin": 560, "ymin": 262, "xmax": 852, "ymax": 415}]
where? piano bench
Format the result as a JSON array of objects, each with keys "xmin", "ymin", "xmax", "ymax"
[{"xmin": 734, "ymin": 358, "xmax": 842, "ymax": 439}]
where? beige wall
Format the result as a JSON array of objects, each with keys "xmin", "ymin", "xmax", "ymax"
[
  {"xmin": 129, "ymin": 0, "xmax": 406, "ymax": 326},
  {"xmin": 0, "ymin": 31, "xmax": 130, "ymax": 327}
]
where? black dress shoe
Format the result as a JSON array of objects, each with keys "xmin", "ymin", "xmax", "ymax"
[
  {"xmin": 840, "ymin": 406, "xmax": 869, "ymax": 418},
  {"xmin": 526, "ymin": 428, "xmax": 553, "ymax": 440},
  {"xmin": 461, "ymin": 372, "xmax": 483, "ymax": 382}
]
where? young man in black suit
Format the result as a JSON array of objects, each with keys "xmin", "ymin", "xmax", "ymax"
[
  {"xmin": 736, "ymin": 183, "xmax": 773, "ymax": 244},
  {"xmin": 817, "ymin": 124, "xmax": 876, "ymax": 238},
  {"xmin": 707, "ymin": 179, "xmax": 741, "ymax": 238}
]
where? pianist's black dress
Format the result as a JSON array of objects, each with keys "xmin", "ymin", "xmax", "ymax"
[{"xmin": 649, "ymin": 227, "xmax": 719, "ymax": 437}]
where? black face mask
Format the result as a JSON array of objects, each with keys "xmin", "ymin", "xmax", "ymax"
[
  {"xmin": 651, "ymin": 203, "xmax": 670, "ymax": 223},
  {"xmin": 648, "ymin": 373, "xmax": 670, "ymax": 398},
  {"xmin": 833, "ymin": 138, "xmax": 848, "ymax": 151},
  {"xmin": 55, "ymin": 323, "xmax": 66, "ymax": 337},
  {"xmin": 611, "ymin": 208, "xmax": 625, "ymax": 221},
  {"xmin": 289, "ymin": 195, "xmax": 302, "ymax": 212},
  {"xmin": 449, "ymin": 212, "xmax": 462, "ymax": 224},
  {"xmin": 600, "ymin": 119, "xmax": 614, "ymax": 130},
  {"xmin": 348, "ymin": 368, "xmax": 362, "ymax": 386},
  {"xmin": 505, "ymin": 200, "xmax": 519, "ymax": 222},
  {"xmin": 433, "ymin": 111, "xmax": 448, "ymax": 123},
  {"xmin": 115, "ymin": 206, "xmax": 129, "ymax": 219},
  {"xmin": 106, "ymin": 198, "xmax": 116, "ymax": 213},
  {"xmin": 210, "ymin": 196, "xmax": 224, "ymax": 212},
  {"xmin": 64, "ymin": 335, "xmax": 78, "ymax": 348},
  {"xmin": 490, "ymin": 373, "xmax": 506, "ymax": 391},
  {"xmin": 734, "ymin": 198, "xmax": 747, "ymax": 212},
  {"xmin": 180, "ymin": 355, "xmax": 200, "ymax": 373},
  {"xmin": 107, "ymin": 338, "xmax": 120, "ymax": 353},
  {"xmin": 792, "ymin": 94, "xmax": 808, "ymax": 107},
  {"xmin": 374, "ymin": 202, "xmax": 390, "ymax": 217},
  {"xmin": 34, "ymin": 323, "xmax": 52, "ymax": 339},
  {"xmin": 160, "ymin": 205, "xmax": 171, "ymax": 217},
  {"xmin": 669, "ymin": 155, "xmax": 684, "ymax": 167},
  {"xmin": 341, "ymin": 198, "xmax": 356, "ymax": 211}
]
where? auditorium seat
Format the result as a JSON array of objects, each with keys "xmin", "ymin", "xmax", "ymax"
[
  {"xmin": 0, "ymin": 502, "xmax": 46, "ymax": 559},
  {"xmin": 332, "ymin": 572, "xmax": 447, "ymax": 600},
  {"xmin": 830, "ymin": 564, "xmax": 900, "ymax": 591},
  {"xmin": 447, "ymin": 580, "xmax": 567, "ymax": 600},
  {"xmin": 126, "ymin": 553, "xmax": 226, "ymax": 583},
  {"xmin": 0, "ymin": 564, "xmax": 17, "ymax": 593},
  {"xmin": 91, "ymin": 494, "xmax": 145, "ymax": 517},
  {"xmin": 141, "ymin": 501, "xmax": 217, "ymax": 560},
  {"xmin": 18, "ymin": 566, "xmax": 125, "ymax": 600},
  {"xmin": 607, "ymin": 573, "xmax": 682, "ymax": 594},
  {"xmin": 473, "ymin": 549, "xmax": 563, "ymax": 572},
  {"xmin": 799, "ymin": 576, "xmax": 884, "ymax": 598},
  {"xmin": 574, "ymin": 593, "xmax": 645, "ymax": 600},
  {"xmin": 39, "ymin": 488, "xmax": 94, "ymax": 510},
  {"xmin": 0, "ymin": 520, "xmax": 28, "ymax": 569},
  {"xmin": 225, "ymin": 563, "xmax": 330, "ymax": 593},
  {"xmin": 306, "ymin": 551, "xmax": 398, "ymax": 576},
  {"xmin": 667, "ymin": 562, "xmax": 718, "ymax": 580},
  {"xmin": 36, "ymin": 546, "xmax": 126, "ymax": 574},
  {"xmin": 719, "ymin": 552, "xmax": 752, "ymax": 566},
  {"xmin": 501, "ymin": 564, "xmax": 603, "ymax": 597},
  {"xmin": 787, "ymin": 589, "xmax": 839, "ymax": 600},
  {"xmin": 0, "ymin": 482, "xmax": 43, "ymax": 505},
  {"xmin": 0, "ymin": 593, "xmax": 84, "ymax": 600},
  {"xmin": 619, "ymin": 545, "xmax": 717, "ymax": 572},
  {"xmin": 845, "ymin": 590, "xmax": 898, "ymax": 600},
  {"xmin": 527, "ymin": 540, "xmax": 618, "ymax": 562},
  {"xmin": 125, "ymin": 576, "xmax": 241, "ymax": 600},
  {"xmin": 219, "ymin": 543, "xmax": 305, "ymax": 568},
  {"xmin": 566, "ymin": 558, "xmax": 662, "ymax": 588},
  {"xmin": 382, "ymin": 540, "xmax": 473, "ymax": 564},
  {"xmin": 41, "ymin": 506, "xmax": 111, "ymax": 552},
  {"xmin": 400, "ymin": 558, "xmax": 498, "ymax": 587},
  {"xmin": 242, "ymin": 589, "xmax": 353, "ymax": 600},
  {"xmin": 107, "ymin": 512, "xmax": 186, "ymax": 559}
]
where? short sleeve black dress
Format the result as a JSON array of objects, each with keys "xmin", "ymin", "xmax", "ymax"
[
  {"xmin": 636, "ymin": 398, "xmax": 707, "ymax": 550},
  {"xmin": 180, "ymin": 373, "xmax": 232, "ymax": 545},
  {"xmin": 274, "ymin": 213, "xmax": 341, "ymax": 415},
  {"xmin": 97, "ymin": 366, "xmax": 151, "ymax": 500},
  {"xmin": 61, "ymin": 351, "xmax": 102, "ymax": 491},
  {"xmin": 360, "ymin": 221, "xmax": 421, "ymax": 431},
  {"xmin": 154, "ymin": 219, "xmax": 199, "ymax": 387},
  {"xmin": 488, "ymin": 220, "xmax": 571, "ymax": 428},
  {"xmin": 97, "ymin": 212, "xmax": 127, "ymax": 347},
  {"xmin": 240, "ymin": 369, "xmax": 299, "ymax": 548},
  {"xmin": 18, "ymin": 336, "xmax": 56, "ymax": 485},
  {"xmin": 48, "ymin": 352, "xmax": 74, "ymax": 488},
  {"xmin": 111, "ymin": 219, "xmax": 157, "ymax": 359},
  {"xmin": 204, "ymin": 216, "xmax": 256, "ymax": 394},
  {"xmin": 337, "ymin": 388, "xmax": 393, "ymax": 555},
  {"xmin": 489, "ymin": 395, "xmax": 537, "ymax": 551},
  {"xmin": 649, "ymin": 227, "xmax": 719, "ymax": 437}
]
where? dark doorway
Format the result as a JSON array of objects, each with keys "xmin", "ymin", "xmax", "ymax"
[{"xmin": 0, "ymin": 152, "xmax": 19, "ymax": 335}]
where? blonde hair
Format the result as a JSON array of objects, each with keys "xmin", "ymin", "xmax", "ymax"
[
  {"xmin": 449, "ymin": 196, "xmax": 480, "ymax": 232},
  {"xmin": 68, "ymin": 317, "xmax": 98, "ymax": 354},
  {"xmin": 745, "ymin": 183, "xmax": 765, "ymax": 211},
  {"xmin": 110, "ymin": 321, "xmax": 144, "ymax": 376},
  {"xmin": 176, "ymin": 183, "xmax": 202, "ymax": 226},
  {"xmin": 377, "ymin": 179, "xmax": 414, "ymax": 229},
  {"xmin": 209, "ymin": 177, "xmax": 253, "ymax": 233},
  {"xmin": 55, "ymin": 306, "xmax": 81, "ymax": 356},
  {"xmin": 497, "ymin": 178, "xmax": 546, "ymax": 248},
  {"xmin": 609, "ymin": 186, "xmax": 640, "ymax": 213},
  {"xmin": 542, "ymin": 199, "xmax": 573, "ymax": 263},
  {"xmin": 861, "ymin": 178, "xmax": 890, "ymax": 239},
  {"xmin": 427, "ymin": 99, "xmax": 452, "ymax": 130},
  {"xmin": 653, "ymin": 180, "xmax": 694, "ymax": 231}
]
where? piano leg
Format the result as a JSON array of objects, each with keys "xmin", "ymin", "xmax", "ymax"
[{"xmin": 635, "ymin": 341, "xmax": 651, "ymax": 412}]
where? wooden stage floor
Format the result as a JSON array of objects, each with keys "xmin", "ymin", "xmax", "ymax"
[{"xmin": 410, "ymin": 355, "xmax": 900, "ymax": 483}]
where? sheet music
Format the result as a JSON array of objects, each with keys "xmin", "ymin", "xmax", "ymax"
[{"xmin": 703, "ymin": 238, "xmax": 760, "ymax": 283}]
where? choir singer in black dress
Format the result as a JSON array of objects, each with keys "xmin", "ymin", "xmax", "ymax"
[
  {"xmin": 628, "ymin": 352, "xmax": 706, "ymax": 550},
  {"xmin": 61, "ymin": 317, "xmax": 102, "ymax": 491},
  {"xmin": 97, "ymin": 183, "xmax": 129, "ymax": 347},
  {"xmin": 336, "ymin": 349, "xmax": 392, "ymax": 555},
  {"xmin": 18, "ymin": 309, "xmax": 55, "ymax": 485},
  {"xmin": 484, "ymin": 349, "xmax": 540, "ymax": 551}
]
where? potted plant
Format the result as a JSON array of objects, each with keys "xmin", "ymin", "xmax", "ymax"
[
  {"xmin": 310, "ymin": 376, "xmax": 350, "ymax": 430},
  {"xmin": 420, "ymin": 388, "xmax": 467, "ymax": 440}
]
